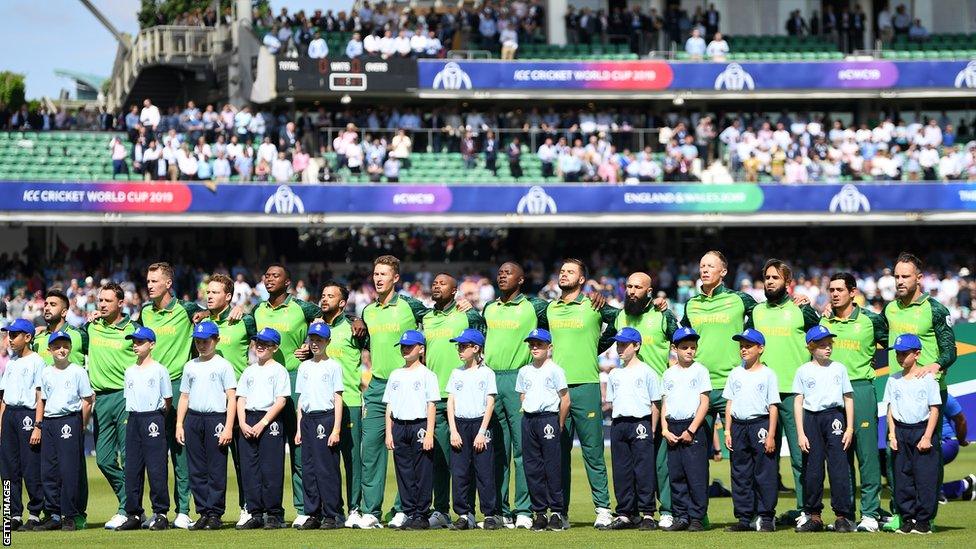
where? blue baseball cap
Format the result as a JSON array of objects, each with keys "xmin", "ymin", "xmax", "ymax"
[
  {"xmin": 192, "ymin": 321, "xmax": 219, "ymax": 339},
  {"xmin": 450, "ymin": 328, "xmax": 485, "ymax": 346},
  {"xmin": 671, "ymin": 326, "xmax": 700, "ymax": 344},
  {"xmin": 397, "ymin": 330, "xmax": 426, "ymax": 346},
  {"xmin": 48, "ymin": 330, "xmax": 73, "ymax": 345},
  {"xmin": 125, "ymin": 326, "xmax": 157, "ymax": 342},
  {"xmin": 613, "ymin": 327, "xmax": 643, "ymax": 344},
  {"xmin": 732, "ymin": 328, "xmax": 766, "ymax": 346},
  {"xmin": 524, "ymin": 328, "xmax": 552, "ymax": 343},
  {"xmin": 805, "ymin": 325, "xmax": 836, "ymax": 344},
  {"xmin": 308, "ymin": 322, "xmax": 332, "ymax": 339},
  {"xmin": 252, "ymin": 327, "xmax": 281, "ymax": 345},
  {"xmin": 889, "ymin": 333, "xmax": 922, "ymax": 352},
  {"xmin": 2, "ymin": 319, "xmax": 36, "ymax": 335}
]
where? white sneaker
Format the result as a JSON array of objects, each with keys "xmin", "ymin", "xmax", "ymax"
[
  {"xmin": 236, "ymin": 508, "xmax": 252, "ymax": 527},
  {"xmin": 104, "ymin": 513, "xmax": 128, "ymax": 530},
  {"xmin": 172, "ymin": 513, "xmax": 192, "ymax": 529},
  {"xmin": 344, "ymin": 510, "xmax": 362, "ymax": 528},
  {"xmin": 357, "ymin": 513, "xmax": 382, "ymax": 529},
  {"xmin": 594, "ymin": 507, "xmax": 613, "ymax": 529},
  {"xmin": 658, "ymin": 514, "xmax": 674, "ymax": 529},
  {"xmin": 429, "ymin": 511, "xmax": 451, "ymax": 529},
  {"xmin": 856, "ymin": 516, "xmax": 880, "ymax": 532},
  {"xmin": 750, "ymin": 516, "xmax": 760, "ymax": 531},
  {"xmin": 502, "ymin": 516, "xmax": 515, "ymax": 529},
  {"xmin": 514, "ymin": 514, "xmax": 533, "ymax": 529},
  {"xmin": 292, "ymin": 514, "xmax": 310, "ymax": 528},
  {"xmin": 388, "ymin": 512, "xmax": 408, "ymax": 528}
]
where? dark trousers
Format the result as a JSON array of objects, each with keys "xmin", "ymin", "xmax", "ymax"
[
  {"xmin": 239, "ymin": 410, "xmax": 285, "ymax": 519},
  {"xmin": 541, "ymin": 161, "xmax": 554, "ymax": 178},
  {"xmin": 509, "ymin": 160, "xmax": 523, "ymax": 179},
  {"xmin": 610, "ymin": 416, "xmax": 656, "ymax": 517},
  {"xmin": 124, "ymin": 410, "xmax": 170, "ymax": 516},
  {"xmin": 300, "ymin": 411, "xmax": 342, "ymax": 519},
  {"xmin": 185, "ymin": 411, "xmax": 229, "ymax": 517},
  {"xmin": 522, "ymin": 412, "xmax": 563, "ymax": 514},
  {"xmin": 892, "ymin": 420, "xmax": 939, "ymax": 522},
  {"xmin": 800, "ymin": 408, "xmax": 852, "ymax": 518},
  {"xmin": 666, "ymin": 418, "xmax": 709, "ymax": 521},
  {"xmin": 0, "ymin": 406, "xmax": 43, "ymax": 517},
  {"xmin": 450, "ymin": 417, "xmax": 498, "ymax": 516},
  {"xmin": 729, "ymin": 415, "xmax": 778, "ymax": 522},
  {"xmin": 485, "ymin": 153, "xmax": 497, "ymax": 175},
  {"xmin": 41, "ymin": 413, "xmax": 84, "ymax": 519},
  {"xmin": 391, "ymin": 418, "xmax": 433, "ymax": 519}
]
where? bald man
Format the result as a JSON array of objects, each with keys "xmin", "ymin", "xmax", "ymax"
[
  {"xmin": 614, "ymin": 272, "xmax": 679, "ymax": 527},
  {"xmin": 421, "ymin": 273, "xmax": 486, "ymax": 528}
]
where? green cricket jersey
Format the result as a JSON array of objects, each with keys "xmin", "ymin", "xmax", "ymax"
[
  {"xmin": 254, "ymin": 294, "xmax": 322, "ymax": 371},
  {"xmin": 752, "ymin": 294, "xmax": 821, "ymax": 393},
  {"xmin": 423, "ymin": 302, "xmax": 486, "ymax": 397},
  {"xmin": 141, "ymin": 295, "xmax": 203, "ymax": 380},
  {"xmin": 362, "ymin": 292, "xmax": 430, "ymax": 380},
  {"xmin": 681, "ymin": 284, "xmax": 757, "ymax": 388},
  {"xmin": 546, "ymin": 294, "xmax": 619, "ymax": 385},
  {"xmin": 614, "ymin": 302, "xmax": 679, "ymax": 375},
  {"xmin": 325, "ymin": 314, "xmax": 369, "ymax": 407},
  {"xmin": 210, "ymin": 306, "xmax": 257, "ymax": 378},
  {"xmin": 821, "ymin": 305, "xmax": 888, "ymax": 381},
  {"xmin": 483, "ymin": 293, "xmax": 549, "ymax": 372},
  {"xmin": 884, "ymin": 294, "xmax": 957, "ymax": 383},
  {"xmin": 85, "ymin": 315, "xmax": 139, "ymax": 391},
  {"xmin": 36, "ymin": 321, "xmax": 87, "ymax": 366}
]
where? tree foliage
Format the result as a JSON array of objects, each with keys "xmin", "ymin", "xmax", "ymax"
[{"xmin": 0, "ymin": 71, "xmax": 27, "ymax": 110}]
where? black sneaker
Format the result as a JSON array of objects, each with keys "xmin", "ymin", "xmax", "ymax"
[
  {"xmin": 19, "ymin": 516, "xmax": 39, "ymax": 531},
  {"xmin": 236, "ymin": 515, "xmax": 264, "ymax": 530},
  {"xmin": 664, "ymin": 517, "xmax": 689, "ymax": 531},
  {"xmin": 910, "ymin": 520, "xmax": 932, "ymax": 535},
  {"xmin": 638, "ymin": 516, "xmax": 658, "ymax": 531},
  {"xmin": 776, "ymin": 509, "xmax": 800, "ymax": 525},
  {"xmin": 725, "ymin": 521, "xmax": 753, "ymax": 532},
  {"xmin": 411, "ymin": 516, "xmax": 430, "ymax": 530},
  {"xmin": 758, "ymin": 519, "xmax": 775, "ymax": 532},
  {"xmin": 320, "ymin": 517, "xmax": 339, "ymax": 530},
  {"xmin": 201, "ymin": 515, "xmax": 221, "ymax": 530},
  {"xmin": 189, "ymin": 516, "xmax": 209, "ymax": 530},
  {"xmin": 115, "ymin": 515, "xmax": 143, "ymax": 531},
  {"xmin": 531, "ymin": 513, "xmax": 548, "ymax": 531},
  {"xmin": 61, "ymin": 519, "xmax": 77, "ymax": 532},
  {"xmin": 298, "ymin": 516, "xmax": 321, "ymax": 530},
  {"xmin": 608, "ymin": 516, "xmax": 637, "ymax": 530},
  {"xmin": 451, "ymin": 516, "xmax": 471, "ymax": 530},
  {"xmin": 687, "ymin": 519, "xmax": 705, "ymax": 532},
  {"xmin": 10, "ymin": 518, "xmax": 23, "ymax": 531},
  {"xmin": 795, "ymin": 518, "xmax": 824, "ymax": 532},
  {"xmin": 833, "ymin": 517, "xmax": 855, "ymax": 533},
  {"xmin": 483, "ymin": 516, "xmax": 500, "ymax": 530},
  {"xmin": 149, "ymin": 514, "xmax": 170, "ymax": 531},
  {"xmin": 34, "ymin": 516, "xmax": 63, "ymax": 531},
  {"xmin": 547, "ymin": 513, "xmax": 568, "ymax": 531},
  {"xmin": 897, "ymin": 519, "xmax": 915, "ymax": 535},
  {"xmin": 263, "ymin": 516, "xmax": 282, "ymax": 530}
]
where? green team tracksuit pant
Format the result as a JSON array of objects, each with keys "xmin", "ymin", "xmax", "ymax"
[
  {"xmin": 492, "ymin": 370, "xmax": 531, "ymax": 518},
  {"xmin": 560, "ymin": 383, "xmax": 611, "ymax": 512},
  {"xmin": 286, "ymin": 370, "xmax": 304, "ymax": 515},
  {"xmin": 93, "ymin": 389, "xmax": 128, "ymax": 514},
  {"xmin": 341, "ymin": 405, "xmax": 363, "ymax": 513},
  {"xmin": 433, "ymin": 400, "xmax": 451, "ymax": 515},
  {"xmin": 849, "ymin": 380, "xmax": 881, "ymax": 519},
  {"xmin": 361, "ymin": 377, "xmax": 389, "ymax": 519}
]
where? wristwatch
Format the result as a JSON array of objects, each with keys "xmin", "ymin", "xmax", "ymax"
[{"xmin": 34, "ymin": 421, "xmax": 43, "ymax": 429}]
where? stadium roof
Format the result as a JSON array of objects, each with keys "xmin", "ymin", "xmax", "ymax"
[{"xmin": 54, "ymin": 69, "xmax": 108, "ymax": 100}]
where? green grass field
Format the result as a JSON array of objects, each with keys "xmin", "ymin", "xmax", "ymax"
[{"xmin": 10, "ymin": 448, "xmax": 974, "ymax": 547}]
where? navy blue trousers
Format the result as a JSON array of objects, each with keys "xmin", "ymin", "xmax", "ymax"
[
  {"xmin": 238, "ymin": 410, "xmax": 285, "ymax": 519},
  {"xmin": 391, "ymin": 418, "xmax": 433, "ymax": 519},
  {"xmin": 450, "ymin": 417, "xmax": 498, "ymax": 516},
  {"xmin": 800, "ymin": 408, "xmax": 853, "ymax": 518},
  {"xmin": 125, "ymin": 410, "xmax": 170, "ymax": 516},
  {"xmin": 610, "ymin": 415, "xmax": 656, "ymax": 517},
  {"xmin": 0, "ymin": 406, "xmax": 43, "ymax": 517},
  {"xmin": 666, "ymin": 417, "xmax": 710, "ymax": 521},
  {"xmin": 41, "ymin": 413, "xmax": 84, "ymax": 519},
  {"xmin": 300, "ymin": 411, "xmax": 342, "ymax": 519},
  {"xmin": 521, "ymin": 412, "xmax": 563, "ymax": 514},
  {"xmin": 185, "ymin": 410, "xmax": 229, "ymax": 516},
  {"xmin": 892, "ymin": 419, "xmax": 939, "ymax": 523},
  {"xmin": 729, "ymin": 415, "xmax": 778, "ymax": 522}
]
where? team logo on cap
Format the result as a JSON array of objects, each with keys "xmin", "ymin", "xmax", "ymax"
[
  {"xmin": 21, "ymin": 416, "xmax": 33, "ymax": 431},
  {"xmin": 316, "ymin": 424, "xmax": 327, "ymax": 440},
  {"xmin": 148, "ymin": 422, "xmax": 160, "ymax": 438},
  {"xmin": 417, "ymin": 428, "xmax": 427, "ymax": 443},
  {"xmin": 757, "ymin": 428, "xmax": 768, "ymax": 444},
  {"xmin": 635, "ymin": 424, "xmax": 649, "ymax": 440},
  {"xmin": 831, "ymin": 419, "xmax": 843, "ymax": 436},
  {"xmin": 269, "ymin": 422, "xmax": 281, "ymax": 437},
  {"xmin": 61, "ymin": 424, "xmax": 73, "ymax": 439},
  {"xmin": 544, "ymin": 424, "xmax": 556, "ymax": 440},
  {"xmin": 214, "ymin": 423, "xmax": 225, "ymax": 437}
]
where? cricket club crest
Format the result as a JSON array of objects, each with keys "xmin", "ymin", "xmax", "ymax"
[
  {"xmin": 214, "ymin": 423, "xmax": 225, "ymax": 437},
  {"xmin": 61, "ymin": 424, "xmax": 73, "ymax": 439},
  {"xmin": 269, "ymin": 422, "xmax": 281, "ymax": 437},
  {"xmin": 543, "ymin": 423, "xmax": 556, "ymax": 440},
  {"xmin": 831, "ymin": 419, "xmax": 843, "ymax": 436},
  {"xmin": 635, "ymin": 423, "xmax": 649, "ymax": 440},
  {"xmin": 417, "ymin": 428, "xmax": 428, "ymax": 443},
  {"xmin": 316, "ymin": 424, "xmax": 327, "ymax": 440},
  {"xmin": 148, "ymin": 422, "xmax": 161, "ymax": 438},
  {"xmin": 757, "ymin": 428, "xmax": 768, "ymax": 444},
  {"xmin": 21, "ymin": 416, "xmax": 33, "ymax": 431}
]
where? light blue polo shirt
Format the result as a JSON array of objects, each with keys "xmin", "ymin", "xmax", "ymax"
[
  {"xmin": 516, "ymin": 359, "xmax": 568, "ymax": 414},
  {"xmin": 180, "ymin": 355, "xmax": 237, "ymax": 413},
  {"xmin": 882, "ymin": 371, "xmax": 942, "ymax": 424},
  {"xmin": 124, "ymin": 361, "xmax": 173, "ymax": 412},
  {"xmin": 722, "ymin": 365, "xmax": 781, "ymax": 421},
  {"xmin": 295, "ymin": 358, "xmax": 344, "ymax": 413},
  {"xmin": 792, "ymin": 360, "xmax": 853, "ymax": 412},
  {"xmin": 383, "ymin": 364, "xmax": 440, "ymax": 421},
  {"xmin": 0, "ymin": 353, "xmax": 45, "ymax": 408},
  {"xmin": 447, "ymin": 364, "xmax": 497, "ymax": 419},
  {"xmin": 238, "ymin": 360, "xmax": 290, "ymax": 411},
  {"xmin": 662, "ymin": 362, "xmax": 713, "ymax": 421},
  {"xmin": 40, "ymin": 364, "xmax": 93, "ymax": 418},
  {"xmin": 606, "ymin": 361, "xmax": 661, "ymax": 419}
]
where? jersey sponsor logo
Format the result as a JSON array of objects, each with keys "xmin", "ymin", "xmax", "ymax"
[
  {"xmin": 417, "ymin": 427, "xmax": 428, "ymax": 443},
  {"xmin": 830, "ymin": 419, "xmax": 843, "ymax": 436},
  {"xmin": 757, "ymin": 427, "xmax": 768, "ymax": 444},
  {"xmin": 264, "ymin": 185, "xmax": 305, "ymax": 214},
  {"xmin": 316, "ymin": 424, "xmax": 327, "ymax": 440},
  {"xmin": 548, "ymin": 318, "xmax": 584, "ymax": 330},
  {"xmin": 89, "ymin": 335, "xmax": 125, "ymax": 350},
  {"xmin": 829, "ymin": 184, "xmax": 871, "ymax": 213},
  {"xmin": 424, "ymin": 327, "xmax": 455, "ymax": 339},
  {"xmin": 148, "ymin": 422, "xmax": 161, "ymax": 438},
  {"xmin": 690, "ymin": 312, "xmax": 731, "ymax": 324},
  {"xmin": 635, "ymin": 423, "xmax": 649, "ymax": 440},
  {"xmin": 714, "ymin": 63, "xmax": 755, "ymax": 91},
  {"xmin": 21, "ymin": 416, "xmax": 33, "ymax": 431},
  {"xmin": 516, "ymin": 186, "xmax": 557, "ymax": 215},
  {"xmin": 543, "ymin": 423, "xmax": 556, "ymax": 440},
  {"xmin": 486, "ymin": 318, "xmax": 522, "ymax": 330},
  {"xmin": 214, "ymin": 423, "xmax": 225, "ymax": 437},
  {"xmin": 757, "ymin": 326, "xmax": 791, "ymax": 337},
  {"xmin": 269, "ymin": 421, "xmax": 281, "ymax": 437},
  {"xmin": 954, "ymin": 60, "xmax": 976, "ymax": 88},
  {"xmin": 432, "ymin": 62, "xmax": 473, "ymax": 90},
  {"xmin": 61, "ymin": 424, "xmax": 73, "ymax": 439}
]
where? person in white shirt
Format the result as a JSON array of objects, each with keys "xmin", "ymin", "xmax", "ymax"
[
  {"xmin": 257, "ymin": 136, "xmax": 278, "ymax": 165},
  {"xmin": 392, "ymin": 30, "xmax": 410, "ymax": 57},
  {"xmin": 263, "ymin": 30, "xmax": 282, "ymax": 54},
  {"xmin": 685, "ymin": 28, "xmax": 706, "ymax": 60},
  {"xmin": 308, "ymin": 32, "xmax": 329, "ymax": 59},
  {"xmin": 346, "ymin": 33, "xmax": 364, "ymax": 58},
  {"xmin": 271, "ymin": 151, "xmax": 294, "ymax": 183},
  {"xmin": 537, "ymin": 138, "xmax": 557, "ymax": 179},
  {"xmin": 410, "ymin": 30, "xmax": 427, "ymax": 57},
  {"xmin": 140, "ymin": 99, "xmax": 161, "ymax": 133},
  {"xmin": 212, "ymin": 151, "xmax": 231, "ymax": 182},
  {"xmin": 423, "ymin": 31, "xmax": 442, "ymax": 57},
  {"xmin": 363, "ymin": 32, "xmax": 381, "ymax": 55},
  {"xmin": 232, "ymin": 274, "xmax": 252, "ymax": 307},
  {"xmin": 705, "ymin": 32, "xmax": 729, "ymax": 61},
  {"xmin": 500, "ymin": 27, "xmax": 519, "ymax": 60}
]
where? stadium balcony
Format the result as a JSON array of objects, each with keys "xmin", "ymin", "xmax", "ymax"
[
  {"xmin": 880, "ymin": 33, "xmax": 976, "ymax": 60},
  {"xmin": 0, "ymin": 131, "xmax": 125, "ymax": 181}
]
